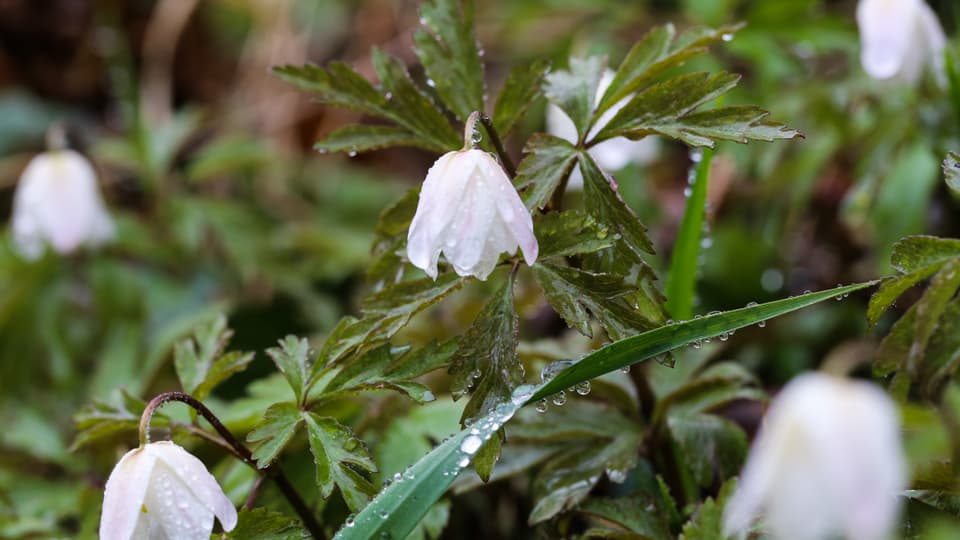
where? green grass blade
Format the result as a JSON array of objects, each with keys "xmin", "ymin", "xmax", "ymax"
[
  {"xmin": 333, "ymin": 281, "xmax": 874, "ymax": 539},
  {"xmin": 531, "ymin": 281, "xmax": 875, "ymax": 402},
  {"xmin": 665, "ymin": 147, "xmax": 714, "ymax": 320}
]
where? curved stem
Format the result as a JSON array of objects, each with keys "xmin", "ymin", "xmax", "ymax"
[
  {"xmin": 139, "ymin": 392, "xmax": 324, "ymax": 539},
  {"xmin": 463, "ymin": 111, "xmax": 517, "ymax": 177}
]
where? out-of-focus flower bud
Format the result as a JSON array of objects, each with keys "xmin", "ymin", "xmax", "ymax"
[{"xmin": 857, "ymin": 0, "xmax": 946, "ymax": 84}]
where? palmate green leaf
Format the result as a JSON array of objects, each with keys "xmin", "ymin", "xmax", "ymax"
[
  {"xmin": 333, "ymin": 283, "xmax": 871, "ymax": 540},
  {"xmin": 193, "ymin": 351, "xmax": 255, "ymax": 402},
  {"xmin": 303, "ymin": 413, "xmax": 378, "ymax": 512},
  {"xmin": 534, "ymin": 262, "xmax": 659, "ymax": 340},
  {"xmin": 544, "ymin": 56, "xmax": 606, "ymax": 139},
  {"xmin": 267, "ymin": 336, "xmax": 312, "ymax": 406},
  {"xmin": 246, "ymin": 402, "xmax": 302, "ymax": 468},
  {"xmin": 891, "ymin": 235, "xmax": 960, "ymax": 273},
  {"xmin": 371, "ymin": 49, "xmax": 461, "ymax": 151},
  {"xmin": 314, "ymin": 125, "xmax": 426, "ymax": 154},
  {"xmin": 514, "ymin": 134, "xmax": 578, "ymax": 210},
  {"xmin": 580, "ymin": 152, "xmax": 654, "ymax": 258},
  {"xmin": 867, "ymin": 262, "xmax": 945, "ymax": 329},
  {"xmin": 274, "ymin": 62, "xmax": 390, "ymax": 118},
  {"xmin": 494, "ymin": 59, "xmax": 550, "ymax": 136},
  {"xmin": 596, "ymin": 73, "xmax": 799, "ymax": 147},
  {"xmin": 173, "ymin": 314, "xmax": 230, "ymax": 396},
  {"xmin": 597, "ymin": 24, "xmax": 743, "ymax": 119},
  {"xmin": 508, "ymin": 401, "xmax": 644, "ymax": 524},
  {"xmin": 449, "ymin": 275, "xmax": 522, "ymax": 480},
  {"xmin": 944, "ymin": 151, "xmax": 960, "ymax": 194},
  {"xmin": 668, "ymin": 414, "xmax": 746, "ymax": 489},
  {"xmin": 224, "ymin": 508, "xmax": 309, "ymax": 540},
  {"xmin": 908, "ymin": 257, "xmax": 960, "ymax": 371},
  {"xmin": 666, "ymin": 148, "xmax": 714, "ymax": 320},
  {"xmin": 414, "ymin": 0, "xmax": 484, "ymax": 121},
  {"xmin": 534, "ymin": 210, "xmax": 616, "ymax": 260},
  {"xmin": 71, "ymin": 391, "xmax": 164, "ymax": 451},
  {"xmin": 916, "ymin": 298, "xmax": 960, "ymax": 399}
]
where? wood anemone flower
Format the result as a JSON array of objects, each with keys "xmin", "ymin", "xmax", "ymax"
[
  {"xmin": 406, "ymin": 149, "xmax": 537, "ymax": 280},
  {"xmin": 857, "ymin": 0, "xmax": 946, "ymax": 84},
  {"xmin": 99, "ymin": 441, "xmax": 238, "ymax": 540}
]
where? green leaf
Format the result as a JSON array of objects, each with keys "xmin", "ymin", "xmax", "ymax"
[
  {"xmin": 944, "ymin": 151, "xmax": 960, "ymax": 194},
  {"xmin": 361, "ymin": 273, "xmax": 466, "ymax": 340},
  {"xmin": 494, "ymin": 59, "xmax": 550, "ymax": 135},
  {"xmin": 891, "ymin": 235, "xmax": 960, "ymax": 274},
  {"xmin": 332, "ymin": 390, "xmax": 526, "ymax": 540},
  {"xmin": 173, "ymin": 314, "xmax": 229, "ymax": 396},
  {"xmin": 71, "ymin": 391, "xmax": 159, "ymax": 451},
  {"xmin": 509, "ymin": 401, "xmax": 644, "ymax": 523},
  {"xmin": 193, "ymin": 351, "xmax": 255, "ymax": 402},
  {"xmin": 668, "ymin": 413, "xmax": 747, "ymax": 488},
  {"xmin": 448, "ymin": 276, "xmax": 522, "ymax": 479},
  {"xmin": 678, "ymin": 479, "xmax": 737, "ymax": 540},
  {"xmin": 597, "ymin": 24, "xmax": 742, "ymax": 118},
  {"xmin": 267, "ymin": 336, "xmax": 312, "ymax": 406},
  {"xmin": 414, "ymin": 0, "xmax": 484, "ymax": 121},
  {"xmin": 917, "ymin": 298, "xmax": 960, "ymax": 399},
  {"xmin": 908, "ymin": 258, "xmax": 960, "ymax": 373},
  {"xmin": 534, "ymin": 262, "xmax": 659, "ymax": 340},
  {"xmin": 868, "ymin": 262, "xmax": 945, "ymax": 328},
  {"xmin": 224, "ymin": 508, "xmax": 309, "ymax": 540},
  {"xmin": 597, "ymin": 74, "xmax": 799, "ymax": 147},
  {"xmin": 333, "ymin": 283, "xmax": 872, "ymax": 540},
  {"xmin": 666, "ymin": 148, "xmax": 714, "ymax": 320},
  {"xmin": 273, "ymin": 62, "xmax": 392, "ymax": 119},
  {"xmin": 531, "ymin": 281, "xmax": 876, "ymax": 402},
  {"xmin": 544, "ymin": 56, "xmax": 606, "ymax": 139},
  {"xmin": 314, "ymin": 125, "xmax": 425, "ymax": 153},
  {"xmin": 514, "ymin": 134, "xmax": 578, "ymax": 210},
  {"xmin": 578, "ymin": 495, "xmax": 673, "ymax": 540},
  {"xmin": 371, "ymin": 49, "xmax": 461, "ymax": 151},
  {"xmin": 580, "ymin": 152, "xmax": 654, "ymax": 258},
  {"xmin": 246, "ymin": 402, "xmax": 303, "ymax": 468},
  {"xmin": 534, "ymin": 210, "xmax": 616, "ymax": 260},
  {"xmin": 303, "ymin": 413, "xmax": 378, "ymax": 512}
]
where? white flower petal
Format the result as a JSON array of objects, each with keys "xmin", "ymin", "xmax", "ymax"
[
  {"xmin": 723, "ymin": 373, "xmax": 905, "ymax": 540},
  {"xmin": 857, "ymin": 0, "xmax": 945, "ymax": 84},
  {"xmin": 99, "ymin": 448, "xmax": 157, "ymax": 540},
  {"xmin": 407, "ymin": 149, "xmax": 537, "ymax": 280},
  {"xmin": 146, "ymin": 441, "xmax": 238, "ymax": 533},
  {"xmin": 141, "ymin": 458, "xmax": 215, "ymax": 540},
  {"xmin": 11, "ymin": 149, "xmax": 115, "ymax": 259}
]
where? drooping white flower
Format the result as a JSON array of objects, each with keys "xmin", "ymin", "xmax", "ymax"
[
  {"xmin": 407, "ymin": 149, "xmax": 537, "ymax": 280},
  {"xmin": 99, "ymin": 441, "xmax": 238, "ymax": 540},
  {"xmin": 11, "ymin": 149, "xmax": 115, "ymax": 260},
  {"xmin": 546, "ymin": 69, "xmax": 659, "ymax": 188},
  {"xmin": 723, "ymin": 373, "xmax": 906, "ymax": 540},
  {"xmin": 856, "ymin": 0, "xmax": 946, "ymax": 84}
]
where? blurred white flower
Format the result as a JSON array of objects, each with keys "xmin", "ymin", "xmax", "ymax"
[
  {"xmin": 99, "ymin": 441, "xmax": 237, "ymax": 540},
  {"xmin": 546, "ymin": 69, "xmax": 659, "ymax": 188},
  {"xmin": 857, "ymin": 0, "xmax": 946, "ymax": 84},
  {"xmin": 407, "ymin": 149, "xmax": 537, "ymax": 280},
  {"xmin": 11, "ymin": 149, "xmax": 115, "ymax": 260},
  {"xmin": 723, "ymin": 373, "xmax": 906, "ymax": 540}
]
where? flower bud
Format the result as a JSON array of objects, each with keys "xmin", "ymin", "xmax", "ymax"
[
  {"xmin": 723, "ymin": 373, "xmax": 906, "ymax": 540},
  {"xmin": 11, "ymin": 149, "xmax": 115, "ymax": 260},
  {"xmin": 546, "ymin": 69, "xmax": 658, "ymax": 188},
  {"xmin": 99, "ymin": 441, "xmax": 237, "ymax": 540},
  {"xmin": 857, "ymin": 0, "xmax": 946, "ymax": 84},
  {"xmin": 407, "ymin": 149, "xmax": 537, "ymax": 280}
]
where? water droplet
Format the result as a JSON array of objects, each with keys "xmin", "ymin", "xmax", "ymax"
[
  {"xmin": 471, "ymin": 368, "xmax": 482, "ymax": 379},
  {"xmin": 574, "ymin": 381, "xmax": 591, "ymax": 396},
  {"xmin": 722, "ymin": 33, "xmax": 734, "ymax": 42},
  {"xmin": 719, "ymin": 332, "xmax": 730, "ymax": 342},
  {"xmin": 393, "ymin": 472, "xmax": 402, "ymax": 482},
  {"xmin": 403, "ymin": 469, "xmax": 415, "ymax": 480},
  {"xmin": 802, "ymin": 289, "xmax": 812, "ymax": 295},
  {"xmin": 708, "ymin": 310, "xmax": 721, "ymax": 317},
  {"xmin": 607, "ymin": 468, "xmax": 628, "ymax": 483},
  {"xmin": 512, "ymin": 384, "xmax": 535, "ymax": 404},
  {"xmin": 460, "ymin": 434, "xmax": 483, "ymax": 455},
  {"xmin": 692, "ymin": 340, "xmax": 703, "ymax": 349},
  {"xmin": 700, "ymin": 237, "xmax": 713, "ymax": 249},
  {"xmin": 419, "ymin": 16, "xmax": 428, "ymax": 25},
  {"xmin": 458, "ymin": 456, "xmax": 470, "ymax": 468},
  {"xmin": 348, "ymin": 150, "xmax": 358, "ymax": 157},
  {"xmin": 620, "ymin": 365, "xmax": 630, "ymax": 374},
  {"xmin": 535, "ymin": 399, "xmax": 549, "ymax": 413},
  {"xmin": 683, "ymin": 186, "xmax": 692, "ymax": 197},
  {"xmin": 426, "ymin": 78, "xmax": 436, "ymax": 88},
  {"xmin": 345, "ymin": 515, "xmax": 356, "ymax": 527},
  {"xmin": 379, "ymin": 510, "xmax": 389, "ymax": 519},
  {"xmin": 551, "ymin": 390, "xmax": 567, "ymax": 406},
  {"xmin": 690, "ymin": 149, "xmax": 704, "ymax": 163},
  {"xmin": 746, "ymin": 301, "xmax": 758, "ymax": 307},
  {"xmin": 540, "ymin": 360, "xmax": 574, "ymax": 382},
  {"xmin": 758, "ymin": 320, "xmax": 767, "ymax": 328}
]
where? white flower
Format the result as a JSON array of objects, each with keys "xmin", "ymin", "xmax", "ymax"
[
  {"xmin": 546, "ymin": 69, "xmax": 659, "ymax": 188},
  {"xmin": 11, "ymin": 149, "xmax": 115, "ymax": 260},
  {"xmin": 857, "ymin": 0, "xmax": 946, "ymax": 84},
  {"xmin": 407, "ymin": 149, "xmax": 537, "ymax": 280},
  {"xmin": 723, "ymin": 373, "xmax": 906, "ymax": 540},
  {"xmin": 99, "ymin": 441, "xmax": 238, "ymax": 540}
]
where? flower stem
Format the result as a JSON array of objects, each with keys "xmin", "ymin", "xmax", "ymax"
[
  {"xmin": 139, "ymin": 392, "xmax": 324, "ymax": 539},
  {"xmin": 463, "ymin": 111, "xmax": 516, "ymax": 177}
]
